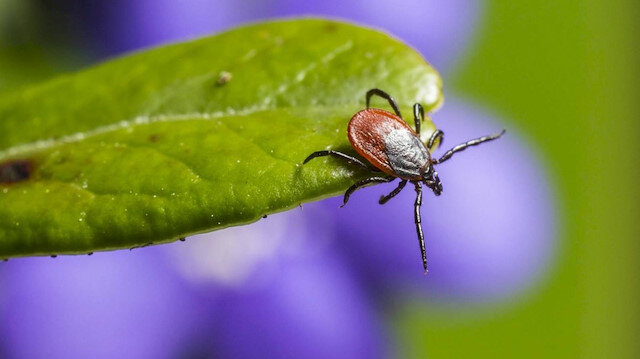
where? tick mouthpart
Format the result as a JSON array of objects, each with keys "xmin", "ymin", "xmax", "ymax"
[{"xmin": 421, "ymin": 166, "xmax": 442, "ymax": 196}]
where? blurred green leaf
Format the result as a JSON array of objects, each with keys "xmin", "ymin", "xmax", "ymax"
[
  {"xmin": 0, "ymin": 18, "xmax": 442, "ymax": 258},
  {"xmin": 0, "ymin": 2, "xmax": 62, "ymax": 92}
]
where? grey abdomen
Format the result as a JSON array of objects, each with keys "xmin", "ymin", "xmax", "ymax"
[{"xmin": 384, "ymin": 129, "xmax": 430, "ymax": 179}]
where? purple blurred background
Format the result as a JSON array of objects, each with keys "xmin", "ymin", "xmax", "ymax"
[{"xmin": 0, "ymin": 1, "xmax": 557, "ymax": 358}]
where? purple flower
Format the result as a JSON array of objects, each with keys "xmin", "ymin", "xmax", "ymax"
[
  {"xmin": 0, "ymin": 250, "xmax": 208, "ymax": 358},
  {"xmin": 209, "ymin": 246, "xmax": 389, "ymax": 359}
]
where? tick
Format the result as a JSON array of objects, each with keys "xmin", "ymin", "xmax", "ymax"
[{"xmin": 303, "ymin": 88, "xmax": 505, "ymax": 273}]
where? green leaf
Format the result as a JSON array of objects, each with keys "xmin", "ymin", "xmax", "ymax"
[{"xmin": 0, "ymin": 18, "xmax": 442, "ymax": 258}]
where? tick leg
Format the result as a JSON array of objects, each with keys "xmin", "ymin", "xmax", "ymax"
[
  {"xmin": 427, "ymin": 129, "xmax": 444, "ymax": 150},
  {"xmin": 434, "ymin": 129, "xmax": 506, "ymax": 164},
  {"xmin": 379, "ymin": 179, "xmax": 407, "ymax": 205},
  {"xmin": 413, "ymin": 181, "xmax": 428, "ymax": 274},
  {"xmin": 366, "ymin": 88, "xmax": 402, "ymax": 118},
  {"xmin": 303, "ymin": 150, "xmax": 370, "ymax": 170},
  {"xmin": 413, "ymin": 103, "xmax": 424, "ymax": 134},
  {"xmin": 341, "ymin": 176, "xmax": 394, "ymax": 208}
]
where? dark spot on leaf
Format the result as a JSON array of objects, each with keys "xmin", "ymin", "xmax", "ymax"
[
  {"xmin": 0, "ymin": 159, "xmax": 33, "ymax": 184},
  {"xmin": 149, "ymin": 134, "xmax": 161, "ymax": 142},
  {"xmin": 216, "ymin": 71, "xmax": 232, "ymax": 86}
]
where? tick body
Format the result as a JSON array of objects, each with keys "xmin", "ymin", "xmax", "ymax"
[
  {"xmin": 348, "ymin": 108, "xmax": 430, "ymax": 181},
  {"xmin": 303, "ymin": 88, "xmax": 505, "ymax": 273}
]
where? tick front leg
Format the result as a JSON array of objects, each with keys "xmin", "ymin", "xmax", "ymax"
[
  {"xmin": 434, "ymin": 129, "xmax": 506, "ymax": 164},
  {"xmin": 366, "ymin": 88, "xmax": 402, "ymax": 118},
  {"xmin": 379, "ymin": 179, "xmax": 407, "ymax": 204},
  {"xmin": 303, "ymin": 150, "xmax": 370, "ymax": 170},
  {"xmin": 341, "ymin": 176, "xmax": 394, "ymax": 208},
  {"xmin": 413, "ymin": 181, "xmax": 428, "ymax": 274}
]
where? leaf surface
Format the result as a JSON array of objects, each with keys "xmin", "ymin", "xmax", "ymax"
[{"xmin": 0, "ymin": 19, "xmax": 442, "ymax": 257}]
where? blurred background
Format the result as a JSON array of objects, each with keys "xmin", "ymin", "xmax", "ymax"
[{"xmin": 0, "ymin": 1, "xmax": 637, "ymax": 358}]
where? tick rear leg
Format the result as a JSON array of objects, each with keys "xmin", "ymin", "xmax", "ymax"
[
  {"xmin": 413, "ymin": 103, "xmax": 424, "ymax": 134},
  {"xmin": 341, "ymin": 176, "xmax": 394, "ymax": 208},
  {"xmin": 366, "ymin": 88, "xmax": 402, "ymax": 118},
  {"xmin": 413, "ymin": 181, "xmax": 428, "ymax": 274},
  {"xmin": 303, "ymin": 150, "xmax": 370, "ymax": 170},
  {"xmin": 379, "ymin": 179, "xmax": 407, "ymax": 204},
  {"xmin": 427, "ymin": 129, "xmax": 444, "ymax": 150}
]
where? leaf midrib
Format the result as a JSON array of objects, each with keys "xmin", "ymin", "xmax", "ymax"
[{"xmin": 0, "ymin": 102, "xmax": 424, "ymax": 160}]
